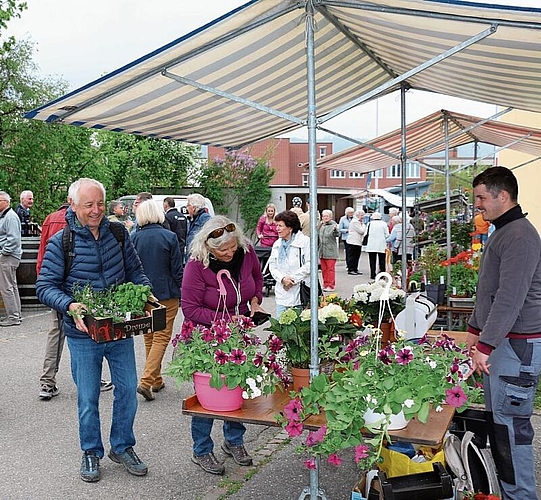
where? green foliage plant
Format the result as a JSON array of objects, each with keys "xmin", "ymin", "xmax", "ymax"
[{"xmin": 71, "ymin": 282, "xmax": 151, "ymax": 323}]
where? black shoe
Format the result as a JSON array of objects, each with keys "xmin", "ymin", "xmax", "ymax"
[
  {"xmin": 347, "ymin": 271, "xmax": 357, "ymax": 275},
  {"xmin": 39, "ymin": 385, "xmax": 59, "ymax": 400},
  {"xmin": 152, "ymin": 383, "xmax": 165, "ymax": 393},
  {"xmin": 108, "ymin": 447, "xmax": 148, "ymax": 476},
  {"xmin": 191, "ymin": 452, "xmax": 225, "ymax": 475},
  {"xmin": 137, "ymin": 385, "xmax": 155, "ymax": 401},
  {"xmin": 80, "ymin": 451, "xmax": 100, "ymax": 482},
  {"xmin": 100, "ymin": 380, "xmax": 113, "ymax": 392},
  {"xmin": 221, "ymin": 441, "xmax": 253, "ymax": 466}
]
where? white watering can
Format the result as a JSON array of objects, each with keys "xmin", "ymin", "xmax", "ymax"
[{"xmin": 395, "ymin": 292, "xmax": 438, "ymax": 340}]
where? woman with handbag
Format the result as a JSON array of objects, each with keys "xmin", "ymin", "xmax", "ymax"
[
  {"xmin": 268, "ymin": 210, "xmax": 311, "ymax": 318},
  {"xmin": 181, "ymin": 215, "xmax": 268, "ymax": 475}
]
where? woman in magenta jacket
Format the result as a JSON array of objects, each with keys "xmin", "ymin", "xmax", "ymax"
[{"xmin": 181, "ymin": 215, "xmax": 268, "ymax": 475}]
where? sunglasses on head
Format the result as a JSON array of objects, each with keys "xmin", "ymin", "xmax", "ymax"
[{"xmin": 207, "ymin": 223, "xmax": 236, "ymax": 240}]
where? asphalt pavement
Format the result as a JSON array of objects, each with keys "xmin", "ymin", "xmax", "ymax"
[{"xmin": 2, "ymin": 252, "xmax": 541, "ymax": 499}]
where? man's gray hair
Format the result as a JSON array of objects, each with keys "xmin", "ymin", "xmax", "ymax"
[
  {"xmin": 187, "ymin": 193, "xmax": 206, "ymax": 211},
  {"xmin": 68, "ymin": 178, "xmax": 106, "ymax": 204},
  {"xmin": 0, "ymin": 191, "xmax": 10, "ymax": 203},
  {"xmin": 20, "ymin": 190, "xmax": 33, "ymax": 202}
]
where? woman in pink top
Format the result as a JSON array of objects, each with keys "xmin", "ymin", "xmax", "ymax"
[{"xmin": 256, "ymin": 203, "xmax": 278, "ymax": 247}]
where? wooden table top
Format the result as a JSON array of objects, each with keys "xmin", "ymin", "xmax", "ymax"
[{"xmin": 182, "ymin": 390, "xmax": 455, "ymax": 446}]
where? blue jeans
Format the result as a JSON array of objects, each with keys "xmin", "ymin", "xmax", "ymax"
[
  {"xmin": 191, "ymin": 416, "xmax": 246, "ymax": 456},
  {"xmin": 66, "ymin": 335, "xmax": 138, "ymax": 458},
  {"xmin": 484, "ymin": 338, "xmax": 541, "ymax": 499}
]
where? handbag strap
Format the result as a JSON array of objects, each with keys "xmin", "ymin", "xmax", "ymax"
[{"xmin": 213, "ymin": 269, "xmax": 241, "ymax": 322}]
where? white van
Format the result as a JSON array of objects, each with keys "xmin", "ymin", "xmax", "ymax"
[{"xmin": 119, "ymin": 194, "xmax": 214, "ymax": 218}]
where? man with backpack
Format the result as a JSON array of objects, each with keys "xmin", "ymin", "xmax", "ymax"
[
  {"xmin": 36, "ymin": 200, "xmax": 113, "ymax": 400},
  {"xmin": 36, "ymin": 178, "xmax": 152, "ymax": 483}
]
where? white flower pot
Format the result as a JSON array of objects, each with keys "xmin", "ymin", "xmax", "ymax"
[{"xmin": 363, "ymin": 407, "xmax": 410, "ymax": 430}]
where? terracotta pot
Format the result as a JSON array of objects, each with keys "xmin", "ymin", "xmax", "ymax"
[
  {"xmin": 193, "ymin": 372, "xmax": 243, "ymax": 411},
  {"xmin": 290, "ymin": 366, "xmax": 311, "ymax": 392},
  {"xmin": 379, "ymin": 320, "xmax": 396, "ymax": 344}
]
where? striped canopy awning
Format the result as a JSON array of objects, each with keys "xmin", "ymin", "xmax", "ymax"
[
  {"xmin": 316, "ymin": 109, "xmax": 541, "ymax": 174},
  {"xmin": 25, "ymin": 0, "xmax": 541, "ymax": 148}
]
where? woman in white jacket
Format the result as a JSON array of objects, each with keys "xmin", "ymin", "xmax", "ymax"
[
  {"xmin": 345, "ymin": 209, "xmax": 366, "ymax": 275},
  {"xmin": 364, "ymin": 212, "xmax": 389, "ymax": 280},
  {"xmin": 268, "ymin": 210, "xmax": 311, "ymax": 318}
]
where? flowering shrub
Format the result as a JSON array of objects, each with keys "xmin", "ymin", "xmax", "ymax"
[
  {"xmin": 279, "ymin": 330, "xmax": 481, "ymax": 470},
  {"xmin": 265, "ymin": 301, "xmax": 361, "ymax": 369},
  {"xmin": 352, "ymin": 279, "xmax": 406, "ymax": 325},
  {"xmin": 165, "ymin": 318, "xmax": 287, "ymax": 399}
]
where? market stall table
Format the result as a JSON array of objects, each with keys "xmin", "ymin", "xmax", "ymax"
[{"xmin": 182, "ymin": 330, "xmax": 469, "ymax": 447}]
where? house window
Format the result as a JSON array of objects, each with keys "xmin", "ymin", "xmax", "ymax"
[
  {"xmin": 349, "ymin": 172, "xmax": 364, "ymax": 178},
  {"xmin": 330, "ymin": 170, "xmax": 346, "ymax": 178},
  {"xmin": 319, "ymin": 146, "xmax": 327, "ymax": 158},
  {"xmin": 386, "ymin": 162, "xmax": 420, "ymax": 178},
  {"xmin": 372, "ymin": 169, "xmax": 383, "ymax": 178},
  {"xmin": 302, "ymin": 173, "xmax": 309, "ymax": 186}
]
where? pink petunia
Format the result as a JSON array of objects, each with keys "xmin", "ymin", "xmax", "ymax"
[
  {"xmin": 395, "ymin": 346, "xmax": 414, "ymax": 365},
  {"xmin": 214, "ymin": 349, "xmax": 229, "ymax": 365},
  {"xmin": 305, "ymin": 425, "xmax": 326, "ymax": 447},
  {"xmin": 230, "ymin": 348, "xmax": 247, "ymax": 364},
  {"xmin": 284, "ymin": 398, "xmax": 304, "ymax": 421},
  {"xmin": 327, "ymin": 453, "xmax": 342, "ymax": 466},
  {"xmin": 304, "ymin": 458, "xmax": 317, "ymax": 470},
  {"xmin": 445, "ymin": 385, "xmax": 468, "ymax": 407},
  {"xmin": 378, "ymin": 350, "xmax": 392, "ymax": 365},
  {"xmin": 253, "ymin": 352, "xmax": 264, "ymax": 367},
  {"xmin": 285, "ymin": 420, "xmax": 303, "ymax": 437},
  {"xmin": 354, "ymin": 444, "xmax": 370, "ymax": 463}
]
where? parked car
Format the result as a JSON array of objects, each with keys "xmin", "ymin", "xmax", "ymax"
[{"xmin": 119, "ymin": 194, "xmax": 215, "ymax": 218}]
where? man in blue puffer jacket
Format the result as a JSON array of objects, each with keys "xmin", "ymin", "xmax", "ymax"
[{"xmin": 36, "ymin": 178, "xmax": 152, "ymax": 484}]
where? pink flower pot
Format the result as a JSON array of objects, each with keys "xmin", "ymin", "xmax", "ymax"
[{"xmin": 193, "ymin": 372, "xmax": 243, "ymax": 411}]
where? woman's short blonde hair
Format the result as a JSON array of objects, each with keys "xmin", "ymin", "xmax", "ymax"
[
  {"xmin": 190, "ymin": 215, "xmax": 250, "ymax": 267},
  {"xmin": 136, "ymin": 199, "xmax": 165, "ymax": 226}
]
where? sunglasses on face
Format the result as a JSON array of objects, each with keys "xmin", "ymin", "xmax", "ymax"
[{"xmin": 207, "ymin": 223, "xmax": 236, "ymax": 240}]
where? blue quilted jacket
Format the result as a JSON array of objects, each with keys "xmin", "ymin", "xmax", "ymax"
[{"xmin": 36, "ymin": 208, "xmax": 151, "ymax": 339}]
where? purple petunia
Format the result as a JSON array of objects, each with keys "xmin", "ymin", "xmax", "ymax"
[
  {"xmin": 230, "ymin": 348, "xmax": 247, "ymax": 365},
  {"xmin": 214, "ymin": 349, "xmax": 229, "ymax": 365},
  {"xmin": 395, "ymin": 346, "xmax": 414, "ymax": 365}
]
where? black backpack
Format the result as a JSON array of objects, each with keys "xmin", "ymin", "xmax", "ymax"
[{"xmin": 62, "ymin": 221, "xmax": 126, "ymax": 280}]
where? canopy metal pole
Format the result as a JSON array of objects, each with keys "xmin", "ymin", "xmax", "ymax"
[
  {"xmin": 400, "ymin": 84, "xmax": 408, "ymax": 287},
  {"xmin": 444, "ymin": 116, "xmax": 452, "ymax": 329},
  {"xmin": 301, "ymin": 1, "xmax": 326, "ymax": 499}
]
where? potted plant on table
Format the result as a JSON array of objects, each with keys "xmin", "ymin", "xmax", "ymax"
[
  {"xmin": 165, "ymin": 317, "xmax": 288, "ymax": 411},
  {"xmin": 265, "ymin": 299, "xmax": 362, "ymax": 390},
  {"xmin": 442, "ymin": 249, "xmax": 479, "ymax": 307},
  {"xmin": 279, "ymin": 330, "xmax": 481, "ymax": 471},
  {"xmin": 352, "ymin": 278, "xmax": 406, "ymax": 343}
]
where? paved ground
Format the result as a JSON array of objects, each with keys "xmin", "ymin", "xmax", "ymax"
[{"xmin": 2, "ymin": 252, "xmax": 541, "ymax": 499}]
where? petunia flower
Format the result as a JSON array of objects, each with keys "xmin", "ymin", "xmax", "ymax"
[
  {"xmin": 306, "ymin": 425, "xmax": 327, "ymax": 447},
  {"xmin": 395, "ymin": 346, "xmax": 414, "ymax": 365},
  {"xmin": 230, "ymin": 348, "xmax": 247, "ymax": 364},
  {"xmin": 214, "ymin": 349, "xmax": 229, "ymax": 365},
  {"xmin": 327, "ymin": 453, "xmax": 342, "ymax": 466},
  {"xmin": 304, "ymin": 458, "xmax": 317, "ymax": 469},
  {"xmin": 354, "ymin": 444, "xmax": 370, "ymax": 463},
  {"xmin": 445, "ymin": 385, "xmax": 468, "ymax": 407},
  {"xmin": 285, "ymin": 420, "xmax": 304, "ymax": 437},
  {"xmin": 284, "ymin": 398, "xmax": 304, "ymax": 421}
]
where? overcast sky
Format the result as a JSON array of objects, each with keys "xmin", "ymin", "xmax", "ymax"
[{"xmin": 5, "ymin": 0, "xmax": 538, "ymax": 141}]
